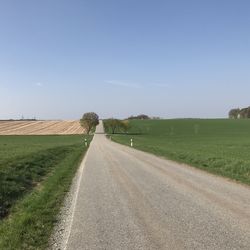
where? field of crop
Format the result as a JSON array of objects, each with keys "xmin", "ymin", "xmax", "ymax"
[
  {"xmin": 107, "ymin": 119, "xmax": 250, "ymax": 185},
  {"xmin": 0, "ymin": 134, "xmax": 91, "ymax": 249},
  {"xmin": 0, "ymin": 120, "xmax": 84, "ymax": 135}
]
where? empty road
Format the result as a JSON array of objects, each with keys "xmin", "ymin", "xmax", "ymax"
[{"xmin": 65, "ymin": 121, "xmax": 250, "ymax": 250}]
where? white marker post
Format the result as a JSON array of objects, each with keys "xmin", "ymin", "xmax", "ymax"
[
  {"xmin": 84, "ymin": 138, "xmax": 88, "ymax": 147},
  {"xmin": 130, "ymin": 138, "xmax": 133, "ymax": 147}
]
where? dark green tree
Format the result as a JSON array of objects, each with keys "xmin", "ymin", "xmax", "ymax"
[
  {"xmin": 128, "ymin": 114, "xmax": 150, "ymax": 120},
  {"xmin": 80, "ymin": 112, "xmax": 99, "ymax": 134},
  {"xmin": 105, "ymin": 119, "xmax": 121, "ymax": 134},
  {"xmin": 120, "ymin": 120, "xmax": 131, "ymax": 133},
  {"xmin": 228, "ymin": 108, "xmax": 240, "ymax": 119},
  {"xmin": 239, "ymin": 108, "xmax": 248, "ymax": 119}
]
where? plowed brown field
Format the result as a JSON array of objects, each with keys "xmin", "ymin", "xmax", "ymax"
[{"xmin": 0, "ymin": 120, "xmax": 85, "ymax": 135}]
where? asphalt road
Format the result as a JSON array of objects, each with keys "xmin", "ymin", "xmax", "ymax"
[{"xmin": 66, "ymin": 121, "xmax": 250, "ymax": 250}]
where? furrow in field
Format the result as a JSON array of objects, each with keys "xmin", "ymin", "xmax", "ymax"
[
  {"xmin": 0, "ymin": 121, "xmax": 18, "ymax": 131},
  {"xmin": 49, "ymin": 121, "xmax": 73, "ymax": 134},
  {"xmin": 0, "ymin": 121, "xmax": 85, "ymax": 135},
  {"xmin": 24, "ymin": 121, "xmax": 60, "ymax": 135},
  {"xmin": 56, "ymin": 121, "xmax": 76, "ymax": 134},
  {"xmin": 63, "ymin": 121, "xmax": 81, "ymax": 134},
  {"xmin": 9, "ymin": 121, "xmax": 54, "ymax": 135},
  {"xmin": 0, "ymin": 121, "xmax": 38, "ymax": 134}
]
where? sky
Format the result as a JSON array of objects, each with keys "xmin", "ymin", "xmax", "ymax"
[{"xmin": 0, "ymin": 0, "xmax": 250, "ymax": 119}]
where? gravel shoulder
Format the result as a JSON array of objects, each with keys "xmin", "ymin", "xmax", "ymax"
[{"xmin": 49, "ymin": 148, "xmax": 90, "ymax": 250}]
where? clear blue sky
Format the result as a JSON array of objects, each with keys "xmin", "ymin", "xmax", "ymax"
[{"xmin": 0, "ymin": 0, "xmax": 249, "ymax": 119}]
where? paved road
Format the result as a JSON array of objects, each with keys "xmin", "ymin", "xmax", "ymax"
[{"xmin": 66, "ymin": 121, "xmax": 250, "ymax": 250}]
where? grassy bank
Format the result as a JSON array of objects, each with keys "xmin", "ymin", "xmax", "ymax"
[
  {"xmin": 105, "ymin": 119, "xmax": 250, "ymax": 185},
  {"xmin": 0, "ymin": 135, "xmax": 91, "ymax": 249}
]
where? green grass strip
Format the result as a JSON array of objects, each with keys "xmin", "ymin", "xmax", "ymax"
[
  {"xmin": 104, "ymin": 119, "xmax": 250, "ymax": 185},
  {"xmin": 0, "ymin": 146, "xmax": 75, "ymax": 218},
  {"xmin": 0, "ymin": 144, "xmax": 87, "ymax": 249}
]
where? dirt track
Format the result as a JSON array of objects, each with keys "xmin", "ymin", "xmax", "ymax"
[{"xmin": 0, "ymin": 120, "xmax": 85, "ymax": 135}]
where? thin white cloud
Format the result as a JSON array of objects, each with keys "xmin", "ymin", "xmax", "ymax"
[
  {"xmin": 105, "ymin": 80, "xmax": 170, "ymax": 89},
  {"xmin": 35, "ymin": 82, "xmax": 43, "ymax": 87},
  {"xmin": 104, "ymin": 80, "xmax": 142, "ymax": 89}
]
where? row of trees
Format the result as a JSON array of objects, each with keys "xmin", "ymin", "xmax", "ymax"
[
  {"xmin": 104, "ymin": 119, "xmax": 131, "ymax": 134},
  {"xmin": 127, "ymin": 114, "xmax": 161, "ymax": 120},
  {"xmin": 79, "ymin": 113, "xmax": 132, "ymax": 135},
  {"xmin": 127, "ymin": 114, "xmax": 150, "ymax": 120},
  {"xmin": 228, "ymin": 107, "xmax": 250, "ymax": 119}
]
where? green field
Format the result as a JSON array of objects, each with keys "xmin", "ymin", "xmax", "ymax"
[
  {"xmin": 106, "ymin": 119, "xmax": 250, "ymax": 185},
  {"xmin": 0, "ymin": 135, "xmax": 91, "ymax": 249}
]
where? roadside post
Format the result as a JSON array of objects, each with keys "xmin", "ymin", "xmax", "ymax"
[
  {"xmin": 130, "ymin": 138, "xmax": 133, "ymax": 147},
  {"xmin": 84, "ymin": 138, "xmax": 88, "ymax": 147}
]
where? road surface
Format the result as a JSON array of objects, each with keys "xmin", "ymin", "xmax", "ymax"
[{"xmin": 66, "ymin": 121, "xmax": 250, "ymax": 250}]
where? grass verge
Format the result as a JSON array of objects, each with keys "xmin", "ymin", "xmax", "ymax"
[
  {"xmin": 0, "ymin": 135, "xmax": 91, "ymax": 249},
  {"xmin": 104, "ymin": 119, "xmax": 250, "ymax": 185}
]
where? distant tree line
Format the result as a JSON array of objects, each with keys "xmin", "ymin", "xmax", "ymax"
[
  {"xmin": 127, "ymin": 114, "xmax": 150, "ymax": 120},
  {"xmin": 228, "ymin": 107, "xmax": 250, "ymax": 119},
  {"xmin": 127, "ymin": 114, "xmax": 161, "ymax": 120}
]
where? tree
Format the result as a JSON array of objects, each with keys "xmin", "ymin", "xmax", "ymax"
[
  {"xmin": 105, "ymin": 119, "xmax": 132, "ymax": 134},
  {"xmin": 80, "ymin": 112, "xmax": 99, "ymax": 134},
  {"xmin": 105, "ymin": 118, "xmax": 121, "ymax": 134},
  {"xmin": 120, "ymin": 120, "xmax": 131, "ymax": 133},
  {"xmin": 228, "ymin": 106, "xmax": 250, "ymax": 119},
  {"xmin": 228, "ymin": 108, "xmax": 240, "ymax": 119},
  {"xmin": 128, "ymin": 114, "xmax": 150, "ymax": 120},
  {"xmin": 247, "ymin": 107, "xmax": 250, "ymax": 118},
  {"xmin": 137, "ymin": 114, "xmax": 150, "ymax": 120},
  {"xmin": 239, "ymin": 108, "xmax": 248, "ymax": 119},
  {"xmin": 242, "ymin": 107, "xmax": 250, "ymax": 118}
]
